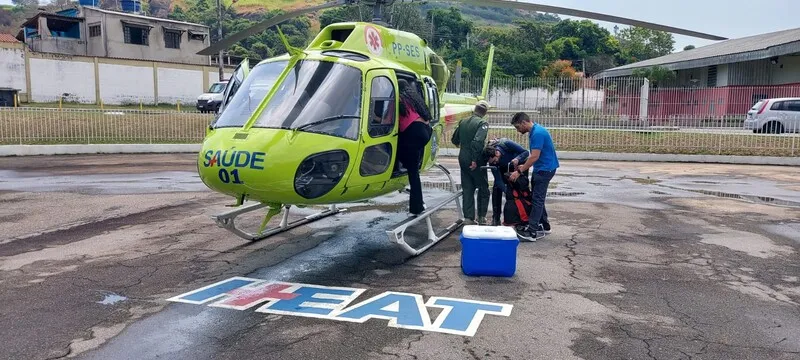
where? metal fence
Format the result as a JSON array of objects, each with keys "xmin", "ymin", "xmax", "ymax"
[
  {"xmin": 449, "ymin": 75, "xmax": 800, "ymax": 125},
  {"xmin": 0, "ymin": 107, "xmax": 209, "ymax": 145},
  {"xmin": 1, "ymin": 106, "xmax": 796, "ymax": 157}
]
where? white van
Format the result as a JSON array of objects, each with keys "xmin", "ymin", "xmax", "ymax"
[
  {"xmin": 744, "ymin": 97, "xmax": 800, "ymax": 134},
  {"xmin": 197, "ymin": 81, "xmax": 228, "ymax": 113}
]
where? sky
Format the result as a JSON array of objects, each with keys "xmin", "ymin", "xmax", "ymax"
[
  {"xmin": 521, "ymin": 0, "xmax": 800, "ymax": 52},
  {"xmin": 2, "ymin": 0, "xmax": 799, "ymax": 53}
]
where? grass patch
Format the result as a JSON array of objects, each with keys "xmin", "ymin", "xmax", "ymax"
[{"xmin": 0, "ymin": 109, "xmax": 210, "ymax": 145}]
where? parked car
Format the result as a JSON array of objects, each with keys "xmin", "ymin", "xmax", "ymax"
[
  {"xmin": 744, "ymin": 97, "xmax": 800, "ymax": 134},
  {"xmin": 197, "ymin": 81, "xmax": 228, "ymax": 113}
]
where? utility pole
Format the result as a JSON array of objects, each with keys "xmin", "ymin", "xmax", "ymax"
[{"xmin": 217, "ymin": 0, "xmax": 224, "ymax": 81}]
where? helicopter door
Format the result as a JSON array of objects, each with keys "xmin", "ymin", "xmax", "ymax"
[
  {"xmin": 421, "ymin": 77, "xmax": 441, "ymax": 166},
  {"xmin": 216, "ymin": 58, "xmax": 250, "ymax": 117},
  {"xmin": 345, "ymin": 69, "xmax": 397, "ymax": 188}
]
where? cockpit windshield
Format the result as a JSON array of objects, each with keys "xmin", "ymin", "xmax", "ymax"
[
  {"xmin": 213, "ymin": 60, "xmax": 288, "ymax": 129},
  {"xmin": 252, "ymin": 60, "xmax": 362, "ymax": 140}
]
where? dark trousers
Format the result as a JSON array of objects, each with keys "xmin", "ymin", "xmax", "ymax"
[
  {"xmin": 460, "ymin": 166, "xmax": 489, "ymax": 220},
  {"xmin": 491, "ymin": 183, "xmax": 504, "ymax": 224},
  {"xmin": 398, "ymin": 121, "xmax": 432, "ymax": 214},
  {"xmin": 528, "ymin": 169, "xmax": 555, "ymax": 230}
]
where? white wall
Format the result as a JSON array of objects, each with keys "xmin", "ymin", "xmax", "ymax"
[
  {"xmin": 2, "ymin": 47, "xmax": 239, "ymax": 105},
  {"xmin": 207, "ymin": 70, "xmax": 231, "ymax": 89},
  {"xmin": 99, "ymin": 63, "xmax": 154, "ymax": 105},
  {"xmin": 486, "ymin": 87, "xmax": 606, "ymax": 110},
  {"xmin": 0, "ymin": 47, "xmax": 27, "ymax": 94},
  {"xmin": 29, "ymin": 57, "xmax": 96, "ymax": 103},
  {"xmin": 159, "ymin": 67, "xmax": 204, "ymax": 104},
  {"xmin": 717, "ymin": 64, "xmax": 729, "ymax": 87}
]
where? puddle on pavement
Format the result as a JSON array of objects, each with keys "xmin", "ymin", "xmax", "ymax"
[
  {"xmin": 659, "ymin": 186, "xmax": 800, "ymax": 208},
  {"xmin": 548, "ymin": 191, "xmax": 586, "ymax": 197}
]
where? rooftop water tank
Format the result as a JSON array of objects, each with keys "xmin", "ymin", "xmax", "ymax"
[
  {"xmin": 120, "ymin": 0, "xmax": 142, "ymax": 13},
  {"xmin": 77, "ymin": 0, "xmax": 99, "ymax": 7}
]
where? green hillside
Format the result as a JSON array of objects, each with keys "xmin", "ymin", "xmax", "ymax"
[{"xmin": 165, "ymin": 0, "xmax": 559, "ymax": 25}]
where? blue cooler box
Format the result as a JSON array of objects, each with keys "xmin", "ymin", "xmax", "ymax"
[{"xmin": 460, "ymin": 225, "xmax": 520, "ymax": 277}]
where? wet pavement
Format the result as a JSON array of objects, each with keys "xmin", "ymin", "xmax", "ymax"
[{"xmin": 1, "ymin": 154, "xmax": 800, "ymax": 360}]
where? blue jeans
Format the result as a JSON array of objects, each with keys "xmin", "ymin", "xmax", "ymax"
[{"xmin": 528, "ymin": 169, "xmax": 556, "ymax": 230}]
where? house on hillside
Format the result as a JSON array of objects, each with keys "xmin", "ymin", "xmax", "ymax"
[
  {"xmin": 594, "ymin": 27, "xmax": 800, "ymax": 120},
  {"xmin": 16, "ymin": 3, "xmax": 212, "ymax": 65}
]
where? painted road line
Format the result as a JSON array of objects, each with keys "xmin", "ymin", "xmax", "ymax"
[{"xmin": 167, "ymin": 277, "xmax": 514, "ymax": 337}]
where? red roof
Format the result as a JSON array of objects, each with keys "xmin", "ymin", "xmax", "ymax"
[{"xmin": 0, "ymin": 33, "xmax": 20, "ymax": 43}]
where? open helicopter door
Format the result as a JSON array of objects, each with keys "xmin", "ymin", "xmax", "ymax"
[
  {"xmin": 210, "ymin": 58, "xmax": 249, "ymax": 127},
  {"xmin": 343, "ymin": 68, "xmax": 398, "ymax": 189}
]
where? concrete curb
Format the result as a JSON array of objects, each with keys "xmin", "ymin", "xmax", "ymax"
[{"xmin": 1, "ymin": 144, "xmax": 797, "ymax": 166}]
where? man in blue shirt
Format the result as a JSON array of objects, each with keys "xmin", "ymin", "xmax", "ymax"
[
  {"xmin": 481, "ymin": 138, "xmax": 530, "ymax": 226},
  {"xmin": 508, "ymin": 112, "xmax": 559, "ymax": 242}
]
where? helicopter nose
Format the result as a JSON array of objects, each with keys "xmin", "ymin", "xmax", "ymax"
[{"xmin": 197, "ymin": 129, "xmax": 353, "ymax": 204}]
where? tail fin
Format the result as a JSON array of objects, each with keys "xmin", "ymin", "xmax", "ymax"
[{"xmin": 480, "ymin": 44, "xmax": 495, "ymax": 100}]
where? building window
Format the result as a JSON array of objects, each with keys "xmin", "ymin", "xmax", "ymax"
[
  {"xmin": 124, "ymin": 25, "xmax": 149, "ymax": 45},
  {"xmin": 189, "ymin": 31, "xmax": 206, "ymax": 41},
  {"xmin": 707, "ymin": 65, "xmax": 718, "ymax": 87},
  {"xmin": 164, "ymin": 30, "xmax": 181, "ymax": 49},
  {"xmin": 89, "ymin": 24, "xmax": 101, "ymax": 37}
]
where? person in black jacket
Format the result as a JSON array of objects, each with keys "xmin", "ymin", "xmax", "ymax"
[{"xmin": 482, "ymin": 138, "xmax": 530, "ymax": 226}]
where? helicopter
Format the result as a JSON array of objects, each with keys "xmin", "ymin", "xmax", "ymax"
[{"xmin": 194, "ymin": 0, "xmax": 726, "ymax": 256}]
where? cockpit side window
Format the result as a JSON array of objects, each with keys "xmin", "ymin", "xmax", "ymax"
[{"xmin": 368, "ymin": 76, "xmax": 395, "ymax": 138}]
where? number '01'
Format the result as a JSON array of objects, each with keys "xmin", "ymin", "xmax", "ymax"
[{"xmin": 219, "ymin": 169, "xmax": 244, "ymax": 184}]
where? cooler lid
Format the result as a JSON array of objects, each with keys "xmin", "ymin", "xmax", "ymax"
[{"xmin": 461, "ymin": 225, "xmax": 519, "ymax": 240}]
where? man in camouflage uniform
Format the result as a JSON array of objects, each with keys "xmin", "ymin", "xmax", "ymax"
[{"xmin": 451, "ymin": 100, "xmax": 491, "ymax": 225}]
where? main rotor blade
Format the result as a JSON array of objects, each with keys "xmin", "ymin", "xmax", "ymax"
[
  {"xmin": 439, "ymin": 0, "xmax": 727, "ymax": 40},
  {"xmin": 197, "ymin": 0, "xmax": 351, "ymax": 56}
]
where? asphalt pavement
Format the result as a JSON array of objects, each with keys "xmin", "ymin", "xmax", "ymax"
[{"xmin": 1, "ymin": 154, "xmax": 799, "ymax": 360}]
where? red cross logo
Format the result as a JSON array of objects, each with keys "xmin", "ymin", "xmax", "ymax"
[
  {"xmin": 365, "ymin": 26, "xmax": 382, "ymax": 55},
  {"xmin": 368, "ymin": 33, "xmax": 380, "ymax": 50}
]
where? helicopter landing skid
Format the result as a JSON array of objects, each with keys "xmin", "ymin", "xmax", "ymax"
[
  {"xmin": 212, "ymin": 203, "xmax": 345, "ymax": 241},
  {"xmin": 386, "ymin": 163, "xmax": 465, "ymax": 256}
]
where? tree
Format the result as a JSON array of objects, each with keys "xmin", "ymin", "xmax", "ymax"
[
  {"xmin": 549, "ymin": 19, "xmax": 618, "ymax": 57},
  {"xmin": 631, "ymin": 66, "xmax": 676, "ymax": 87},
  {"xmin": 427, "ymin": 7, "xmax": 472, "ymax": 51},
  {"xmin": 540, "ymin": 60, "xmax": 581, "ymax": 109},
  {"xmin": 616, "ymin": 27, "xmax": 675, "ymax": 64}
]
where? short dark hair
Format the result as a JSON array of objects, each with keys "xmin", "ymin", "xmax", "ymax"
[
  {"xmin": 511, "ymin": 112, "xmax": 530, "ymax": 125},
  {"xmin": 482, "ymin": 146, "xmax": 498, "ymax": 163}
]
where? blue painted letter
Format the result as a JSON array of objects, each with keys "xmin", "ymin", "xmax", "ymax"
[
  {"xmin": 426, "ymin": 297, "xmax": 513, "ymax": 336},
  {"xmin": 259, "ymin": 285, "xmax": 362, "ymax": 318},
  {"xmin": 167, "ymin": 277, "xmax": 258, "ymax": 304},
  {"xmin": 334, "ymin": 292, "xmax": 431, "ymax": 329}
]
